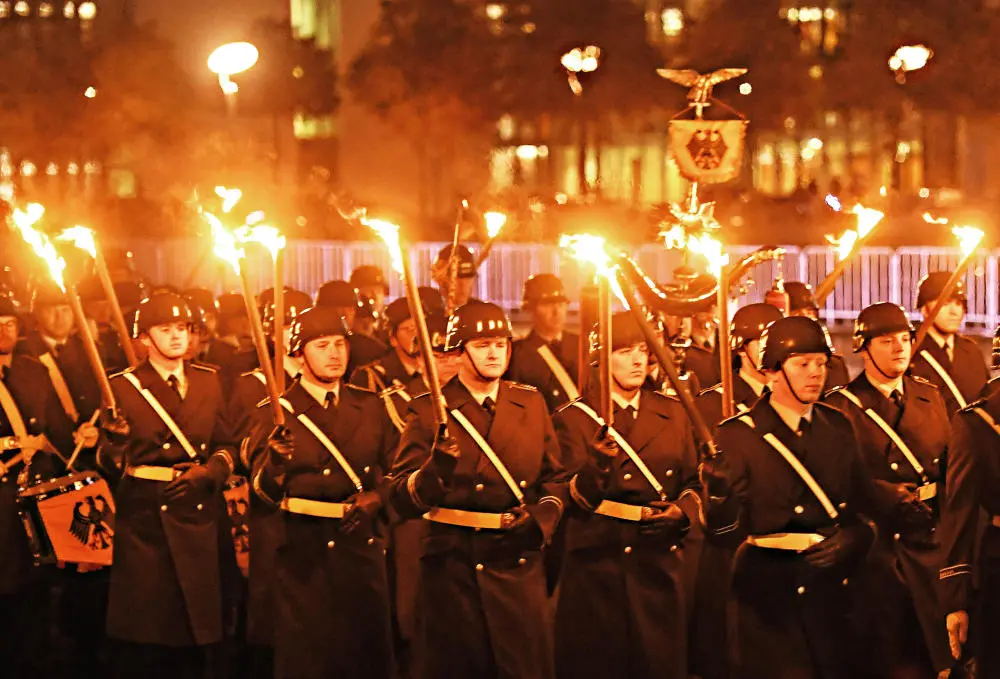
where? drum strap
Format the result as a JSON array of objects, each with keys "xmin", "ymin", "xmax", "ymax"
[
  {"xmin": 39, "ymin": 352, "xmax": 80, "ymax": 422},
  {"xmin": 278, "ymin": 398, "xmax": 363, "ymax": 492},
  {"xmin": 569, "ymin": 401, "xmax": 665, "ymax": 500},
  {"xmin": 738, "ymin": 414, "xmax": 839, "ymax": 520},
  {"xmin": 0, "ymin": 379, "xmax": 28, "ymax": 442},
  {"xmin": 537, "ymin": 344, "xmax": 580, "ymax": 401},
  {"xmin": 122, "ymin": 372, "xmax": 198, "ymax": 460},
  {"xmin": 838, "ymin": 389, "xmax": 928, "ymax": 482},
  {"xmin": 919, "ymin": 350, "xmax": 967, "ymax": 409},
  {"xmin": 450, "ymin": 409, "xmax": 525, "ymax": 505}
]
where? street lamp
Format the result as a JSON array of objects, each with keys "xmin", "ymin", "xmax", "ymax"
[
  {"xmin": 561, "ymin": 45, "xmax": 601, "ymax": 197},
  {"xmin": 208, "ymin": 42, "xmax": 259, "ymax": 113},
  {"xmin": 887, "ymin": 44, "xmax": 932, "ymax": 192}
]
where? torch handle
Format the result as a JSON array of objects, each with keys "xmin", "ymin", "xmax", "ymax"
[
  {"xmin": 239, "ymin": 271, "xmax": 285, "ymax": 427},
  {"xmin": 717, "ymin": 268, "xmax": 736, "ymax": 419},
  {"xmin": 401, "ymin": 244, "xmax": 449, "ymax": 427},
  {"xmin": 597, "ymin": 277, "xmax": 613, "ymax": 425},
  {"xmin": 94, "ymin": 248, "xmax": 139, "ymax": 368},
  {"xmin": 813, "ymin": 230, "xmax": 878, "ymax": 307},
  {"xmin": 274, "ymin": 251, "xmax": 285, "ymax": 394},
  {"xmin": 66, "ymin": 284, "xmax": 117, "ymax": 416},
  {"xmin": 913, "ymin": 255, "xmax": 975, "ymax": 349},
  {"xmin": 474, "ymin": 239, "xmax": 496, "ymax": 271}
]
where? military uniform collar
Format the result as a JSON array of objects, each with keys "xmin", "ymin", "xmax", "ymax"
[
  {"xmin": 738, "ymin": 367, "xmax": 768, "ymax": 397},
  {"xmin": 299, "ymin": 375, "xmax": 340, "ymax": 407}
]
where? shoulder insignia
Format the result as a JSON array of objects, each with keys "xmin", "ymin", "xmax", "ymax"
[
  {"xmin": 822, "ymin": 385, "xmax": 847, "ymax": 399},
  {"xmin": 374, "ymin": 364, "xmax": 387, "ymax": 376},
  {"xmin": 718, "ymin": 411, "xmax": 751, "ymax": 429},
  {"xmin": 109, "ymin": 366, "xmax": 136, "ymax": 380},
  {"xmin": 346, "ymin": 382, "xmax": 375, "ymax": 394},
  {"xmin": 696, "ymin": 383, "xmax": 723, "ymax": 397},
  {"xmin": 507, "ymin": 381, "xmax": 538, "ymax": 392},
  {"xmin": 960, "ymin": 398, "xmax": 987, "ymax": 413},
  {"xmin": 553, "ymin": 397, "xmax": 583, "ymax": 415},
  {"xmin": 190, "ymin": 362, "xmax": 218, "ymax": 373},
  {"xmin": 908, "ymin": 375, "xmax": 936, "ymax": 388}
]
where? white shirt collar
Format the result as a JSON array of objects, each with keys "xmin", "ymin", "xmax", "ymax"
[
  {"xmin": 41, "ymin": 334, "xmax": 67, "ymax": 352},
  {"xmin": 770, "ymin": 397, "xmax": 813, "ymax": 432},
  {"xmin": 927, "ymin": 326, "xmax": 954, "ymax": 350},
  {"xmin": 460, "ymin": 376, "xmax": 500, "ymax": 406},
  {"xmin": 150, "ymin": 359, "xmax": 186, "ymax": 392},
  {"xmin": 612, "ymin": 391, "xmax": 641, "ymax": 413},
  {"xmin": 299, "ymin": 375, "xmax": 340, "ymax": 407},
  {"xmin": 738, "ymin": 368, "xmax": 768, "ymax": 397},
  {"xmin": 866, "ymin": 371, "xmax": 904, "ymax": 400}
]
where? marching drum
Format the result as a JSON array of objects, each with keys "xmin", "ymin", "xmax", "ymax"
[
  {"xmin": 224, "ymin": 474, "xmax": 250, "ymax": 577},
  {"xmin": 18, "ymin": 471, "xmax": 116, "ymax": 567}
]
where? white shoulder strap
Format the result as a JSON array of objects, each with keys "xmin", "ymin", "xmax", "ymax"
[
  {"xmin": 737, "ymin": 414, "xmax": 839, "ymax": 520},
  {"xmin": 839, "ymin": 389, "xmax": 927, "ymax": 481},
  {"xmin": 278, "ymin": 398, "xmax": 363, "ymax": 492},
  {"xmin": 536, "ymin": 344, "xmax": 580, "ymax": 401},
  {"xmin": 39, "ymin": 352, "xmax": 80, "ymax": 422},
  {"xmin": 569, "ymin": 401, "xmax": 666, "ymax": 499},
  {"xmin": 0, "ymin": 380, "xmax": 28, "ymax": 441},
  {"xmin": 123, "ymin": 372, "xmax": 198, "ymax": 459},
  {"xmin": 449, "ymin": 408, "xmax": 525, "ymax": 504},
  {"xmin": 919, "ymin": 350, "xmax": 967, "ymax": 409}
]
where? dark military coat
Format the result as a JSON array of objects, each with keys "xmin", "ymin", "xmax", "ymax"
[
  {"xmin": 910, "ymin": 333, "xmax": 989, "ymax": 414},
  {"xmin": 506, "ymin": 330, "xmax": 581, "ymax": 412}
]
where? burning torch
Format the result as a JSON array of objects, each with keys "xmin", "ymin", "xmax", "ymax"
[
  {"xmin": 913, "ymin": 223, "xmax": 984, "ymax": 349},
  {"xmin": 812, "ymin": 203, "xmax": 885, "ymax": 306},
  {"xmin": 236, "ymin": 217, "xmax": 287, "ymax": 393},
  {"xmin": 474, "ymin": 211, "xmax": 508, "ymax": 270}
]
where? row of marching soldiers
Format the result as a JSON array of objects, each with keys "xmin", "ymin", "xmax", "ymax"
[{"xmin": 0, "ymin": 240, "xmax": 998, "ymax": 679}]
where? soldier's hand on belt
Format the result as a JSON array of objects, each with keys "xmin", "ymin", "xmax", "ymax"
[
  {"xmin": 267, "ymin": 426, "xmax": 296, "ymax": 468},
  {"xmin": 571, "ymin": 426, "xmax": 618, "ymax": 511},
  {"xmin": 500, "ymin": 506, "xmax": 545, "ymax": 552},
  {"xmin": 163, "ymin": 454, "xmax": 230, "ymax": 502},
  {"xmin": 342, "ymin": 490, "xmax": 382, "ymax": 535},
  {"xmin": 639, "ymin": 500, "xmax": 690, "ymax": 540},
  {"xmin": 803, "ymin": 523, "xmax": 874, "ymax": 568},
  {"xmin": 947, "ymin": 610, "xmax": 969, "ymax": 660},
  {"xmin": 699, "ymin": 450, "xmax": 734, "ymax": 500}
]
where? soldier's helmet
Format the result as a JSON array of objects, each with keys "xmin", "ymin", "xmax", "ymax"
[
  {"xmin": 784, "ymin": 282, "xmax": 819, "ymax": 313},
  {"xmin": 182, "ymin": 288, "xmax": 216, "ymax": 315},
  {"xmin": 588, "ymin": 311, "xmax": 647, "ymax": 365},
  {"xmin": 114, "ymin": 281, "xmax": 147, "ymax": 311},
  {"xmin": 31, "ymin": 279, "xmax": 69, "ymax": 311},
  {"xmin": 427, "ymin": 309, "xmax": 449, "ymax": 353},
  {"xmin": 314, "ymin": 280, "xmax": 359, "ymax": 310},
  {"xmin": 287, "ymin": 306, "xmax": 350, "ymax": 356},
  {"xmin": 852, "ymin": 302, "xmax": 914, "ymax": 353},
  {"xmin": 383, "ymin": 298, "xmax": 412, "ymax": 335},
  {"xmin": 261, "ymin": 288, "xmax": 313, "ymax": 334},
  {"xmin": 133, "ymin": 292, "xmax": 193, "ymax": 338},
  {"xmin": 434, "ymin": 244, "xmax": 476, "ymax": 279},
  {"xmin": 916, "ymin": 271, "xmax": 966, "ymax": 310},
  {"xmin": 730, "ymin": 303, "xmax": 783, "ymax": 351},
  {"xmin": 444, "ymin": 300, "xmax": 511, "ymax": 352},
  {"xmin": 217, "ymin": 293, "xmax": 246, "ymax": 320},
  {"xmin": 350, "ymin": 265, "xmax": 389, "ymax": 294},
  {"xmin": 0, "ymin": 288, "xmax": 21, "ymax": 319},
  {"xmin": 522, "ymin": 274, "xmax": 569, "ymax": 309},
  {"xmin": 418, "ymin": 286, "xmax": 445, "ymax": 314},
  {"xmin": 758, "ymin": 316, "xmax": 833, "ymax": 372}
]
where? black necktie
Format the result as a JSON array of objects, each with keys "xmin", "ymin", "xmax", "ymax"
[
  {"xmin": 482, "ymin": 397, "xmax": 496, "ymax": 416},
  {"xmin": 325, "ymin": 391, "xmax": 338, "ymax": 410},
  {"xmin": 167, "ymin": 375, "xmax": 182, "ymax": 400},
  {"xmin": 797, "ymin": 418, "xmax": 811, "ymax": 437},
  {"xmin": 615, "ymin": 405, "xmax": 636, "ymax": 438},
  {"xmin": 51, "ymin": 343, "xmax": 64, "ymax": 359},
  {"xmin": 889, "ymin": 390, "xmax": 905, "ymax": 426}
]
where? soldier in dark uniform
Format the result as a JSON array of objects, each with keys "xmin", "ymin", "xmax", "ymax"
[
  {"xmin": 0, "ymin": 291, "xmax": 60, "ymax": 677},
  {"xmin": 204, "ymin": 292, "xmax": 259, "ymax": 393},
  {"xmin": 551, "ymin": 312, "xmax": 701, "ymax": 679},
  {"xmin": 431, "ymin": 243, "xmax": 477, "ymax": 311},
  {"xmin": 350, "ymin": 264, "xmax": 390, "ymax": 322},
  {"xmin": 80, "ymin": 277, "xmax": 145, "ymax": 372},
  {"xmin": 707, "ymin": 316, "xmax": 881, "ymax": 679},
  {"xmin": 909, "ymin": 272, "xmax": 989, "ymax": 414},
  {"xmin": 390, "ymin": 300, "xmax": 567, "ymax": 679},
  {"xmin": 315, "ymin": 280, "xmax": 386, "ymax": 375},
  {"xmin": 245, "ymin": 306, "xmax": 397, "ymax": 679},
  {"xmin": 684, "ymin": 274, "xmax": 722, "ymax": 389},
  {"xmin": 99, "ymin": 292, "xmax": 237, "ymax": 679},
  {"xmin": 825, "ymin": 303, "xmax": 952, "ymax": 677},
  {"xmin": 785, "ymin": 281, "xmax": 851, "ymax": 389},
  {"xmin": 937, "ymin": 334, "xmax": 1000, "ymax": 677},
  {"xmin": 506, "ymin": 274, "xmax": 580, "ymax": 411}
]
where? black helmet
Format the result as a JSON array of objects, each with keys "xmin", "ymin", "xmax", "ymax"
[
  {"xmin": 261, "ymin": 288, "xmax": 313, "ymax": 334},
  {"xmin": 418, "ymin": 286, "xmax": 445, "ymax": 314},
  {"xmin": 183, "ymin": 287, "xmax": 216, "ymax": 315},
  {"xmin": 730, "ymin": 303, "xmax": 783, "ymax": 351},
  {"xmin": 186, "ymin": 297, "xmax": 209, "ymax": 332},
  {"xmin": 314, "ymin": 280, "xmax": 359, "ymax": 310},
  {"xmin": 288, "ymin": 306, "xmax": 351, "ymax": 356},
  {"xmin": 350, "ymin": 265, "xmax": 389, "ymax": 293},
  {"xmin": 758, "ymin": 316, "xmax": 833, "ymax": 372},
  {"xmin": 114, "ymin": 281, "xmax": 147, "ymax": 311},
  {"xmin": 428, "ymin": 309, "xmax": 449, "ymax": 352},
  {"xmin": 77, "ymin": 275, "xmax": 104, "ymax": 303},
  {"xmin": 383, "ymin": 297, "xmax": 413, "ymax": 335},
  {"xmin": 993, "ymin": 326, "xmax": 1000, "ymax": 370},
  {"xmin": 435, "ymin": 244, "xmax": 476, "ymax": 278},
  {"xmin": 444, "ymin": 300, "xmax": 512, "ymax": 352},
  {"xmin": 852, "ymin": 303, "xmax": 914, "ymax": 353},
  {"xmin": 784, "ymin": 282, "xmax": 819, "ymax": 313},
  {"xmin": 217, "ymin": 293, "xmax": 246, "ymax": 320},
  {"xmin": 0, "ymin": 289, "xmax": 21, "ymax": 319},
  {"xmin": 916, "ymin": 271, "xmax": 967, "ymax": 310},
  {"xmin": 588, "ymin": 311, "xmax": 647, "ymax": 363},
  {"xmin": 31, "ymin": 279, "xmax": 69, "ymax": 311},
  {"xmin": 133, "ymin": 292, "xmax": 193, "ymax": 338},
  {"xmin": 522, "ymin": 274, "xmax": 569, "ymax": 309}
]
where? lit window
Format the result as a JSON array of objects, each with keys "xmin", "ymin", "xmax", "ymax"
[
  {"xmin": 661, "ymin": 8, "xmax": 683, "ymax": 37},
  {"xmin": 84, "ymin": 86, "xmax": 96, "ymax": 98},
  {"xmin": 67, "ymin": 162, "xmax": 79, "ymax": 175},
  {"xmin": 77, "ymin": 0, "xmax": 95, "ymax": 20},
  {"xmin": 45, "ymin": 163, "xmax": 59, "ymax": 176},
  {"xmin": 522, "ymin": 21, "xmax": 536, "ymax": 33},
  {"xmin": 919, "ymin": 187, "xmax": 930, "ymax": 198},
  {"xmin": 787, "ymin": 7, "xmax": 799, "ymax": 21},
  {"xmin": 516, "ymin": 145, "xmax": 539, "ymax": 160},
  {"xmin": 739, "ymin": 82, "xmax": 752, "ymax": 95},
  {"xmin": 824, "ymin": 7, "xmax": 836, "ymax": 20},
  {"xmin": 485, "ymin": 3, "xmax": 505, "ymax": 20},
  {"xmin": 14, "ymin": 1, "xmax": 29, "ymax": 16},
  {"xmin": 0, "ymin": 2, "xmax": 10, "ymax": 17},
  {"xmin": 20, "ymin": 161, "xmax": 37, "ymax": 177},
  {"xmin": 63, "ymin": 1, "xmax": 74, "ymax": 18},
  {"xmin": 497, "ymin": 114, "xmax": 515, "ymax": 141},
  {"xmin": 39, "ymin": 2, "xmax": 53, "ymax": 16},
  {"xmin": 806, "ymin": 137, "xmax": 823, "ymax": 150},
  {"xmin": 84, "ymin": 161, "xmax": 100, "ymax": 175}
]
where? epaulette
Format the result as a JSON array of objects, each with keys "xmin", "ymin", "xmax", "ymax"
[
  {"xmin": 239, "ymin": 368, "xmax": 261, "ymax": 379},
  {"xmin": 507, "ymin": 381, "xmax": 538, "ymax": 393},
  {"xmin": 346, "ymin": 382, "xmax": 375, "ymax": 394},
  {"xmin": 190, "ymin": 362, "xmax": 218, "ymax": 373},
  {"xmin": 960, "ymin": 398, "xmax": 987, "ymax": 414},
  {"xmin": 823, "ymin": 385, "xmax": 847, "ymax": 399},
  {"xmin": 718, "ymin": 411, "xmax": 751, "ymax": 428},
  {"xmin": 255, "ymin": 396, "xmax": 274, "ymax": 410},
  {"xmin": 410, "ymin": 390, "xmax": 431, "ymax": 401},
  {"xmin": 553, "ymin": 396, "xmax": 583, "ymax": 415},
  {"xmin": 374, "ymin": 363, "xmax": 387, "ymax": 376},
  {"xmin": 109, "ymin": 366, "xmax": 136, "ymax": 379},
  {"xmin": 908, "ymin": 375, "xmax": 936, "ymax": 388},
  {"xmin": 696, "ymin": 383, "xmax": 723, "ymax": 398}
]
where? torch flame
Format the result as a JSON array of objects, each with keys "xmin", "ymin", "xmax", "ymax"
[
  {"xmin": 203, "ymin": 211, "xmax": 244, "ymax": 276},
  {"xmin": 852, "ymin": 204, "xmax": 884, "ymax": 239},
  {"xmin": 657, "ymin": 226, "xmax": 729, "ymax": 277},
  {"xmin": 364, "ymin": 218, "xmax": 405, "ymax": 276},
  {"xmin": 922, "ymin": 212, "xmax": 949, "ymax": 225},
  {"xmin": 953, "ymin": 226, "xmax": 984, "ymax": 257},
  {"xmin": 10, "ymin": 203, "xmax": 67, "ymax": 291},
  {"xmin": 235, "ymin": 223, "xmax": 286, "ymax": 260},
  {"xmin": 660, "ymin": 225, "xmax": 686, "ymax": 250},
  {"xmin": 214, "ymin": 185, "xmax": 243, "ymax": 214},
  {"xmin": 484, "ymin": 212, "xmax": 507, "ymax": 239},
  {"xmin": 824, "ymin": 203, "xmax": 884, "ymax": 261},
  {"xmin": 559, "ymin": 234, "xmax": 628, "ymax": 306},
  {"xmin": 56, "ymin": 225, "xmax": 98, "ymax": 259}
]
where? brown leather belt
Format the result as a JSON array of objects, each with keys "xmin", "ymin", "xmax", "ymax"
[
  {"xmin": 125, "ymin": 465, "xmax": 180, "ymax": 482},
  {"xmin": 746, "ymin": 532, "xmax": 825, "ymax": 552},
  {"xmin": 423, "ymin": 507, "xmax": 506, "ymax": 530},
  {"xmin": 281, "ymin": 497, "xmax": 349, "ymax": 519}
]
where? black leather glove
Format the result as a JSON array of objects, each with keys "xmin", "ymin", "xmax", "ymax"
[
  {"xmin": 591, "ymin": 426, "xmax": 619, "ymax": 471},
  {"xmin": 803, "ymin": 523, "xmax": 874, "ymax": 568},
  {"xmin": 500, "ymin": 506, "xmax": 545, "ymax": 553},
  {"xmin": 267, "ymin": 425, "xmax": 296, "ymax": 470},
  {"xmin": 699, "ymin": 450, "xmax": 734, "ymax": 500},
  {"xmin": 418, "ymin": 425, "xmax": 460, "ymax": 487},
  {"xmin": 572, "ymin": 427, "xmax": 618, "ymax": 511},
  {"xmin": 893, "ymin": 485, "xmax": 936, "ymax": 536},
  {"xmin": 163, "ymin": 454, "xmax": 230, "ymax": 502},
  {"xmin": 342, "ymin": 490, "xmax": 383, "ymax": 535},
  {"xmin": 101, "ymin": 413, "xmax": 131, "ymax": 446},
  {"xmin": 639, "ymin": 500, "xmax": 690, "ymax": 540}
]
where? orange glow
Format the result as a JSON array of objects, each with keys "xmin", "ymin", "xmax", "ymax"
[{"xmin": 11, "ymin": 203, "xmax": 67, "ymax": 291}]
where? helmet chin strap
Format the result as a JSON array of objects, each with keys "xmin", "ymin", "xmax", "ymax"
[
  {"xmin": 779, "ymin": 363, "xmax": 811, "ymax": 406},
  {"xmin": 303, "ymin": 353, "xmax": 339, "ymax": 385},
  {"xmin": 863, "ymin": 345, "xmax": 900, "ymax": 382},
  {"xmin": 148, "ymin": 334, "xmax": 186, "ymax": 362},
  {"xmin": 464, "ymin": 344, "xmax": 508, "ymax": 383}
]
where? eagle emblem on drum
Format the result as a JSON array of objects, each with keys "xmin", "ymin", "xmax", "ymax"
[
  {"xmin": 686, "ymin": 129, "xmax": 729, "ymax": 171},
  {"xmin": 69, "ymin": 495, "xmax": 115, "ymax": 550}
]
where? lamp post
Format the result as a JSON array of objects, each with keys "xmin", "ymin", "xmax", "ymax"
[
  {"xmin": 208, "ymin": 42, "xmax": 260, "ymax": 116},
  {"xmin": 887, "ymin": 44, "xmax": 932, "ymax": 192},
  {"xmin": 561, "ymin": 45, "xmax": 601, "ymax": 197}
]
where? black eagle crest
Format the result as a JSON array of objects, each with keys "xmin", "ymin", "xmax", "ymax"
[
  {"xmin": 686, "ymin": 129, "xmax": 729, "ymax": 171},
  {"xmin": 69, "ymin": 495, "xmax": 115, "ymax": 550}
]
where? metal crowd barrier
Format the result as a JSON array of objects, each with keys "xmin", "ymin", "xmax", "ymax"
[{"xmin": 134, "ymin": 240, "xmax": 1000, "ymax": 334}]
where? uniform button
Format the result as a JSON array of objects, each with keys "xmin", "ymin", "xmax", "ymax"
[
  {"xmin": 670, "ymin": 544, "xmax": 678, "ymax": 552},
  {"xmin": 322, "ymin": 469, "xmax": 331, "ymax": 476},
  {"xmin": 327, "ymin": 540, "xmax": 335, "ymax": 549},
  {"xmin": 553, "ymin": 390, "xmax": 561, "ymax": 397},
  {"xmin": 364, "ymin": 466, "xmax": 371, "ymax": 474},
  {"xmin": 475, "ymin": 563, "xmax": 484, "ymax": 572},
  {"xmin": 623, "ymin": 473, "xmax": 633, "ymax": 481},
  {"xmin": 196, "ymin": 503, "xmax": 204, "ymax": 511},
  {"xmin": 890, "ymin": 462, "xmax": 899, "ymax": 471},
  {"xmin": 665, "ymin": 469, "xmax": 674, "ymax": 477},
  {"xmin": 797, "ymin": 586, "xmax": 806, "ymax": 595},
  {"xmin": 200, "ymin": 443, "xmax": 207, "ymax": 451},
  {"xmin": 624, "ymin": 546, "xmax": 632, "ymax": 554},
  {"xmin": 163, "ymin": 443, "xmax": 171, "ymax": 450},
  {"xmin": 368, "ymin": 538, "xmax": 375, "ymax": 545},
  {"xmin": 160, "ymin": 505, "xmax": 168, "ymax": 512},
  {"xmin": 28, "ymin": 417, "xmax": 36, "ymax": 425},
  {"xmin": 842, "ymin": 578, "xmax": 849, "ymax": 586},
  {"xmin": 893, "ymin": 533, "xmax": 901, "ymax": 541},
  {"xmin": 475, "ymin": 483, "xmax": 484, "ymax": 492},
  {"xmin": 518, "ymin": 557, "xmax": 527, "ymax": 565},
  {"xmin": 519, "ymin": 480, "xmax": 527, "ymax": 489},
  {"xmin": 794, "ymin": 505, "xmax": 804, "ymax": 515},
  {"xmin": 839, "ymin": 502, "xmax": 847, "ymax": 510},
  {"xmin": 933, "ymin": 458, "xmax": 940, "ymax": 465}
]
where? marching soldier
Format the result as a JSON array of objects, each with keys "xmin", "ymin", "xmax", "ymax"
[
  {"xmin": 685, "ymin": 274, "xmax": 722, "ymax": 390},
  {"xmin": 248, "ymin": 306, "xmax": 397, "ymax": 679},
  {"xmin": 315, "ymin": 279, "xmax": 386, "ymax": 374},
  {"xmin": 390, "ymin": 300, "xmax": 568, "ymax": 679},
  {"xmin": 785, "ymin": 281, "xmax": 851, "ymax": 389},
  {"xmin": 431, "ymin": 243, "xmax": 477, "ymax": 311},
  {"xmin": 350, "ymin": 264, "xmax": 390, "ymax": 320},
  {"xmin": 100, "ymin": 292, "xmax": 237, "ymax": 679},
  {"xmin": 205, "ymin": 292, "xmax": 258, "ymax": 393},
  {"xmin": 825, "ymin": 303, "xmax": 952, "ymax": 677},
  {"xmin": 707, "ymin": 317, "xmax": 881, "ymax": 679},
  {"xmin": 551, "ymin": 312, "xmax": 701, "ymax": 679},
  {"xmin": 937, "ymin": 341, "xmax": 1000, "ymax": 677},
  {"xmin": 910, "ymin": 272, "xmax": 989, "ymax": 414},
  {"xmin": 351, "ymin": 297, "xmax": 427, "ymax": 417},
  {"xmin": 506, "ymin": 274, "xmax": 581, "ymax": 411}
]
